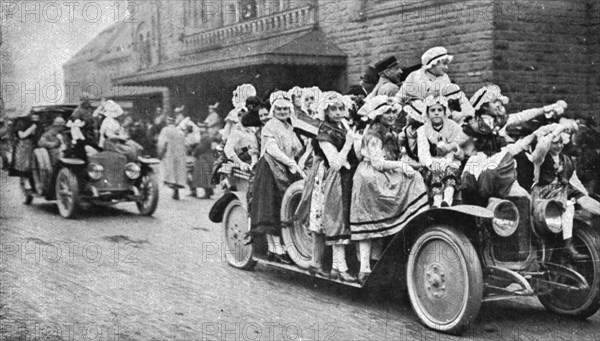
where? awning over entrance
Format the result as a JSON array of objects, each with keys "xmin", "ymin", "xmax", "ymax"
[{"xmin": 114, "ymin": 30, "xmax": 347, "ymax": 87}]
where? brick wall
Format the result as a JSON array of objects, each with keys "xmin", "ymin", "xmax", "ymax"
[
  {"xmin": 492, "ymin": 0, "xmax": 599, "ymax": 116},
  {"xmin": 317, "ymin": 0, "xmax": 495, "ymax": 94}
]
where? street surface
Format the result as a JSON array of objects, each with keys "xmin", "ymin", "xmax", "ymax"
[{"xmin": 1, "ymin": 169, "xmax": 599, "ymax": 341}]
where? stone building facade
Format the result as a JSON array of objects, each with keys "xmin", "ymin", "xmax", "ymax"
[
  {"xmin": 65, "ymin": 0, "xmax": 599, "ymax": 120},
  {"xmin": 63, "ymin": 20, "xmax": 168, "ymax": 118}
]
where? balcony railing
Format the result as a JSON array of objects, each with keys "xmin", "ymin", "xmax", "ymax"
[{"xmin": 182, "ymin": 5, "xmax": 317, "ymax": 54}]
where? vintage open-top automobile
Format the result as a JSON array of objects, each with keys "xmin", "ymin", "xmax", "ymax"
[
  {"xmin": 209, "ymin": 114, "xmax": 600, "ymax": 335},
  {"xmin": 19, "ymin": 104, "xmax": 160, "ymax": 219}
]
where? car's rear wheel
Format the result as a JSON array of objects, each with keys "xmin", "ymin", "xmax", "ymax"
[
  {"xmin": 136, "ymin": 170, "xmax": 159, "ymax": 216},
  {"xmin": 55, "ymin": 168, "xmax": 79, "ymax": 219},
  {"xmin": 222, "ymin": 199, "xmax": 256, "ymax": 270},
  {"xmin": 280, "ymin": 180, "xmax": 312, "ymax": 269},
  {"xmin": 407, "ymin": 226, "xmax": 483, "ymax": 335},
  {"xmin": 539, "ymin": 224, "xmax": 600, "ymax": 318}
]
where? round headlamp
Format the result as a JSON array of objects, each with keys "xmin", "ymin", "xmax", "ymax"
[
  {"xmin": 534, "ymin": 199, "xmax": 563, "ymax": 234},
  {"xmin": 125, "ymin": 162, "xmax": 141, "ymax": 180},
  {"xmin": 487, "ymin": 198, "xmax": 519, "ymax": 237},
  {"xmin": 87, "ymin": 163, "xmax": 104, "ymax": 180}
]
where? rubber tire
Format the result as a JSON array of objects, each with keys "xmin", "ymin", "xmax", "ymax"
[
  {"xmin": 55, "ymin": 168, "xmax": 79, "ymax": 219},
  {"xmin": 406, "ymin": 225, "xmax": 483, "ymax": 335},
  {"xmin": 280, "ymin": 180, "xmax": 312, "ymax": 270},
  {"xmin": 136, "ymin": 170, "xmax": 159, "ymax": 216},
  {"xmin": 222, "ymin": 199, "xmax": 256, "ymax": 270},
  {"xmin": 538, "ymin": 224, "xmax": 600, "ymax": 318}
]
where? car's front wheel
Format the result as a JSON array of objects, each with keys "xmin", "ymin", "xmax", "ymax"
[
  {"xmin": 55, "ymin": 168, "xmax": 79, "ymax": 219},
  {"xmin": 407, "ymin": 226, "xmax": 483, "ymax": 335},
  {"xmin": 539, "ymin": 223, "xmax": 600, "ymax": 318},
  {"xmin": 136, "ymin": 170, "xmax": 159, "ymax": 216}
]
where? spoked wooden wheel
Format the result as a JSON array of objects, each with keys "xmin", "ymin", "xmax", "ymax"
[
  {"xmin": 136, "ymin": 171, "xmax": 159, "ymax": 216},
  {"xmin": 280, "ymin": 181, "xmax": 312, "ymax": 269},
  {"xmin": 55, "ymin": 168, "xmax": 79, "ymax": 219},
  {"xmin": 539, "ymin": 224, "xmax": 600, "ymax": 318},
  {"xmin": 222, "ymin": 199, "xmax": 256, "ymax": 270},
  {"xmin": 407, "ymin": 226, "xmax": 483, "ymax": 335}
]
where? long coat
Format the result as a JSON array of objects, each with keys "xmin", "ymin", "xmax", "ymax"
[
  {"xmin": 157, "ymin": 125, "xmax": 187, "ymax": 188},
  {"xmin": 192, "ymin": 134, "xmax": 216, "ymax": 189}
]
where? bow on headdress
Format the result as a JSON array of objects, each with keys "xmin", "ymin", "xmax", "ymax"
[{"xmin": 357, "ymin": 95, "xmax": 402, "ymax": 121}]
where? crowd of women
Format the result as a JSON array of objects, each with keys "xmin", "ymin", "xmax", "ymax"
[
  {"xmin": 4, "ymin": 46, "xmax": 600, "ymax": 286},
  {"xmin": 216, "ymin": 46, "xmax": 600, "ymax": 285}
]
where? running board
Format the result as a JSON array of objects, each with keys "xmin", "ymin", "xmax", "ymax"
[{"xmin": 254, "ymin": 258, "xmax": 363, "ymax": 288}]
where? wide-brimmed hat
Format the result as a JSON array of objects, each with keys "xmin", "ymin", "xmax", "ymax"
[
  {"xmin": 470, "ymin": 85, "xmax": 509, "ymax": 111},
  {"xmin": 403, "ymin": 100, "xmax": 427, "ymax": 124},
  {"xmin": 421, "ymin": 47, "xmax": 454, "ymax": 70}
]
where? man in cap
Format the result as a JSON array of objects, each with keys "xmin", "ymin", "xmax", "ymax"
[{"xmin": 366, "ymin": 56, "xmax": 403, "ymax": 100}]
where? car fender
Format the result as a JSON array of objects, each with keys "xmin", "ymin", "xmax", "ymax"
[
  {"xmin": 365, "ymin": 205, "xmax": 492, "ymax": 288},
  {"xmin": 209, "ymin": 192, "xmax": 246, "ymax": 223}
]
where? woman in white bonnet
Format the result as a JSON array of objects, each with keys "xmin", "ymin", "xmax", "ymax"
[
  {"xmin": 222, "ymin": 84, "xmax": 257, "ymax": 142},
  {"xmin": 398, "ymin": 46, "xmax": 453, "ymax": 102},
  {"xmin": 248, "ymin": 93, "xmax": 303, "ymax": 264},
  {"xmin": 295, "ymin": 91, "xmax": 360, "ymax": 282},
  {"xmin": 99, "ymin": 100, "xmax": 143, "ymax": 162}
]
